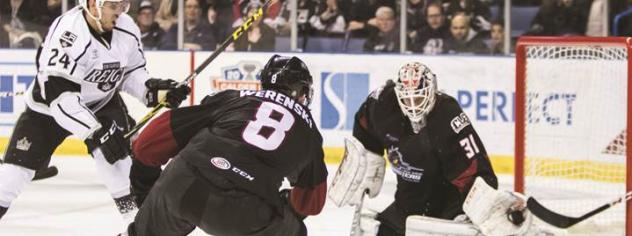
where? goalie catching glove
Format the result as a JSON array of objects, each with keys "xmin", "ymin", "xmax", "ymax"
[
  {"xmin": 145, "ymin": 78, "xmax": 191, "ymax": 108},
  {"xmin": 462, "ymin": 177, "xmax": 566, "ymax": 236},
  {"xmin": 85, "ymin": 119, "xmax": 130, "ymax": 164},
  {"xmin": 328, "ymin": 136, "xmax": 386, "ymax": 207}
]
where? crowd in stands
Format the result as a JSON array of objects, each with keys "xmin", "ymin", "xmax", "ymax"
[{"xmin": 1, "ymin": 0, "xmax": 632, "ymax": 54}]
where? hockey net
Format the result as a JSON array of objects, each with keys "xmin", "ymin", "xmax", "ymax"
[{"xmin": 515, "ymin": 37, "xmax": 631, "ymax": 235}]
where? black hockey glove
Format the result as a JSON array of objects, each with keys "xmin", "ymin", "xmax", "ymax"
[
  {"xmin": 145, "ymin": 78, "xmax": 191, "ymax": 108},
  {"xmin": 280, "ymin": 189, "xmax": 307, "ymax": 220},
  {"xmin": 85, "ymin": 119, "xmax": 130, "ymax": 164}
]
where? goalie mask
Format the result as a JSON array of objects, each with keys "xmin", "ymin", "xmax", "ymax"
[
  {"xmin": 394, "ymin": 62, "xmax": 437, "ymax": 132},
  {"xmin": 79, "ymin": 0, "xmax": 131, "ymax": 32},
  {"xmin": 260, "ymin": 54, "xmax": 314, "ymax": 106}
]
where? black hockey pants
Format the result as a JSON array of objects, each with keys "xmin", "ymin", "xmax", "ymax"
[{"xmin": 129, "ymin": 156, "xmax": 305, "ymax": 236}]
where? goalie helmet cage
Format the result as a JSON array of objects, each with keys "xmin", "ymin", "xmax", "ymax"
[{"xmin": 515, "ymin": 36, "xmax": 632, "ymax": 235}]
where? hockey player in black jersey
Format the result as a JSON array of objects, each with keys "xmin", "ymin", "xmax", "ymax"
[
  {"xmin": 0, "ymin": 0, "xmax": 189, "ymax": 226},
  {"xmin": 331, "ymin": 62, "xmax": 498, "ymax": 235},
  {"xmin": 127, "ymin": 55, "xmax": 327, "ymax": 236}
]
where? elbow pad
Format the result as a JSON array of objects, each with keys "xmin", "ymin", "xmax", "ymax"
[{"xmin": 49, "ymin": 92, "xmax": 101, "ymax": 140}]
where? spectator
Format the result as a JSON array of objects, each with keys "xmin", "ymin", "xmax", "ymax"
[
  {"xmin": 204, "ymin": 0, "xmax": 233, "ymax": 29},
  {"xmin": 485, "ymin": 21, "xmax": 503, "ymax": 54},
  {"xmin": 137, "ymin": 0, "xmax": 165, "ymax": 50},
  {"xmin": 410, "ymin": 2, "xmax": 450, "ymax": 54},
  {"xmin": 261, "ymin": 0, "xmax": 321, "ymax": 36},
  {"xmin": 309, "ymin": 0, "xmax": 346, "ymax": 36},
  {"xmin": 613, "ymin": 1, "xmax": 632, "ymax": 36},
  {"xmin": 342, "ymin": 0, "xmax": 395, "ymax": 37},
  {"xmin": 155, "ymin": 0, "xmax": 178, "ymax": 31},
  {"xmin": 406, "ymin": 0, "xmax": 426, "ymax": 35},
  {"xmin": 162, "ymin": 0, "xmax": 217, "ymax": 50},
  {"xmin": 444, "ymin": 13, "xmax": 486, "ymax": 54},
  {"xmin": 45, "ymin": 0, "xmax": 65, "ymax": 25},
  {"xmin": 526, "ymin": 0, "xmax": 591, "ymax": 36},
  {"xmin": 0, "ymin": 0, "xmax": 48, "ymax": 48},
  {"xmin": 206, "ymin": 6, "xmax": 230, "ymax": 42},
  {"xmin": 445, "ymin": 0, "xmax": 492, "ymax": 32},
  {"xmin": 233, "ymin": 1, "xmax": 276, "ymax": 51},
  {"xmin": 0, "ymin": 14, "xmax": 7, "ymax": 48},
  {"xmin": 363, "ymin": 6, "xmax": 399, "ymax": 53}
]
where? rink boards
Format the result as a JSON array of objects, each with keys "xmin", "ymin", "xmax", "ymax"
[{"xmin": 0, "ymin": 50, "xmax": 624, "ymax": 178}]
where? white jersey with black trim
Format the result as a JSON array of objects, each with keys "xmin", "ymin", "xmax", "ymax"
[{"xmin": 25, "ymin": 6, "xmax": 149, "ymax": 140}]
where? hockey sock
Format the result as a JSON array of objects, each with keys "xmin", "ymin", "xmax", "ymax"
[
  {"xmin": 114, "ymin": 194, "xmax": 138, "ymax": 215},
  {"xmin": 0, "ymin": 206, "xmax": 7, "ymax": 220}
]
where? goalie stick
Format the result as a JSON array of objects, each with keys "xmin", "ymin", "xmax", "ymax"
[
  {"xmin": 527, "ymin": 191, "xmax": 632, "ymax": 228},
  {"xmin": 124, "ymin": 0, "xmax": 273, "ymax": 139},
  {"xmin": 350, "ymin": 190, "xmax": 366, "ymax": 236}
]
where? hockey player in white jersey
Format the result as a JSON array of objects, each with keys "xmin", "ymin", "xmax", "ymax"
[{"xmin": 0, "ymin": 0, "xmax": 190, "ymax": 226}]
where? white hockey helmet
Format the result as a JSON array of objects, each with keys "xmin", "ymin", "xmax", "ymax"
[{"xmin": 394, "ymin": 62, "xmax": 437, "ymax": 126}]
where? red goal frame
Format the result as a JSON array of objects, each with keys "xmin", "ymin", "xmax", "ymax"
[{"xmin": 514, "ymin": 36, "xmax": 632, "ymax": 235}]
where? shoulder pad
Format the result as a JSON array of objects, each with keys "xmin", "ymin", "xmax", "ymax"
[{"xmin": 46, "ymin": 8, "xmax": 90, "ymax": 60}]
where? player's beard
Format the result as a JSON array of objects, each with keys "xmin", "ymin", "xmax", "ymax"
[{"xmin": 99, "ymin": 16, "xmax": 118, "ymax": 32}]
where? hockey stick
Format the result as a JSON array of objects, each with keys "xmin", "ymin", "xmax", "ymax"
[
  {"xmin": 0, "ymin": 91, "xmax": 26, "ymax": 98},
  {"xmin": 123, "ymin": 0, "xmax": 272, "ymax": 139},
  {"xmin": 350, "ymin": 190, "xmax": 367, "ymax": 236},
  {"xmin": 527, "ymin": 191, "xmax": 632, "ymax": 228},
  {"xmin": 0, "ymin": 158, "xmax": 58, "ymax": 181},
  {"xmin": 32, "ymin": 166, "xmax": 59, "ymax": 181}
]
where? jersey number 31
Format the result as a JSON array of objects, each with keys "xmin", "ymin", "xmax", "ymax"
[{"xmin": 242, "ymin": 102, "xmax": 295, "ymax": 151}]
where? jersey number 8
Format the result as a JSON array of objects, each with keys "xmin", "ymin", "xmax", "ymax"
[{"xmin": 242, "ymin": 102, "xmax": 295, "ymax": 151}]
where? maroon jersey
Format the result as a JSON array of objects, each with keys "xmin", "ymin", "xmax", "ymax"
[
  {"xmin": 133, "ymin": 89, "xmax": 327, "ymax": 216},
  {"xmin": 353, "ymin": 80, "xmax": 497, "ymax": 218}
]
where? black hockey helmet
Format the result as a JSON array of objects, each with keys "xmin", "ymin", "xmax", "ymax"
[{"xmin": 260, "ymin": 54, "xmax": 313, "ymax": 106}]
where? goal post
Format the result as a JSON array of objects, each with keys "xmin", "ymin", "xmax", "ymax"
[{"xmin": 515, "ymin": 36, "xmax": 632, "ymax": 235}]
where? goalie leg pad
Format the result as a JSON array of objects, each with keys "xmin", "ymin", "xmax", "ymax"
[
  {"xmin": 359, "ymin": 208, "xmax": 380, "ymax": 236},
  {"xmin": 328, "ymin": 137, "xmax": 385, "ymax": 207},
  {"xmin": 405, "ymin": 215, "xmax": 482, "ymax": 236}
]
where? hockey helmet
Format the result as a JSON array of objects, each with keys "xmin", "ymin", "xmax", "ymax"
[
  {"xmin": 394, "ymin": 62, "xmax": 437, "ymax": 124},
  {"xmin": 260, "ymin": 54, "xmax": 313, "ymax": 106}
]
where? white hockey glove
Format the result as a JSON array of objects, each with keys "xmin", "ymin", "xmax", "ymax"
[{"xmin": 328, "ymin": 136, "xmax": 386, "ymax": 207}]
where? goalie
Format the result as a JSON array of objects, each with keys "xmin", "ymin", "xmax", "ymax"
[{"xmin": 329, "ymin": 62, "xmax": 499, "ymax": 235}]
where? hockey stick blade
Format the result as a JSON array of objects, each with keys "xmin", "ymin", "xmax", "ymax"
[
  {"xmin": 32, "ymin": 166, "xmax": 59, "ymax": 181},
  {"xmin": 350, "ymin": 190, "xmax": 367, "ymax": 236},
  {"xmin": 527, "ymin": 191, "xmax": 632, "ymax": 228},
  {"xmin": 124, "ymin": 0, "xmax": 273, "ymax": 139}
]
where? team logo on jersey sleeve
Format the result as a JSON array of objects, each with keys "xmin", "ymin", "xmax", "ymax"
[
  {"xmin": 60, "ymin": 31, "xmax": 77, "ymax": 48},
  {"xmin": 450, "ymin": 112, "xmax": 471, "ymax": 134},
  {"xmin": 83, "ymin": 62, "xmax": 124, "ymax": 92}
]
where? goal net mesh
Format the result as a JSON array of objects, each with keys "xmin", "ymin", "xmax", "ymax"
[{"xmin": 521, "ymin": 43, "xmax": 628, "ymax": 233}]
